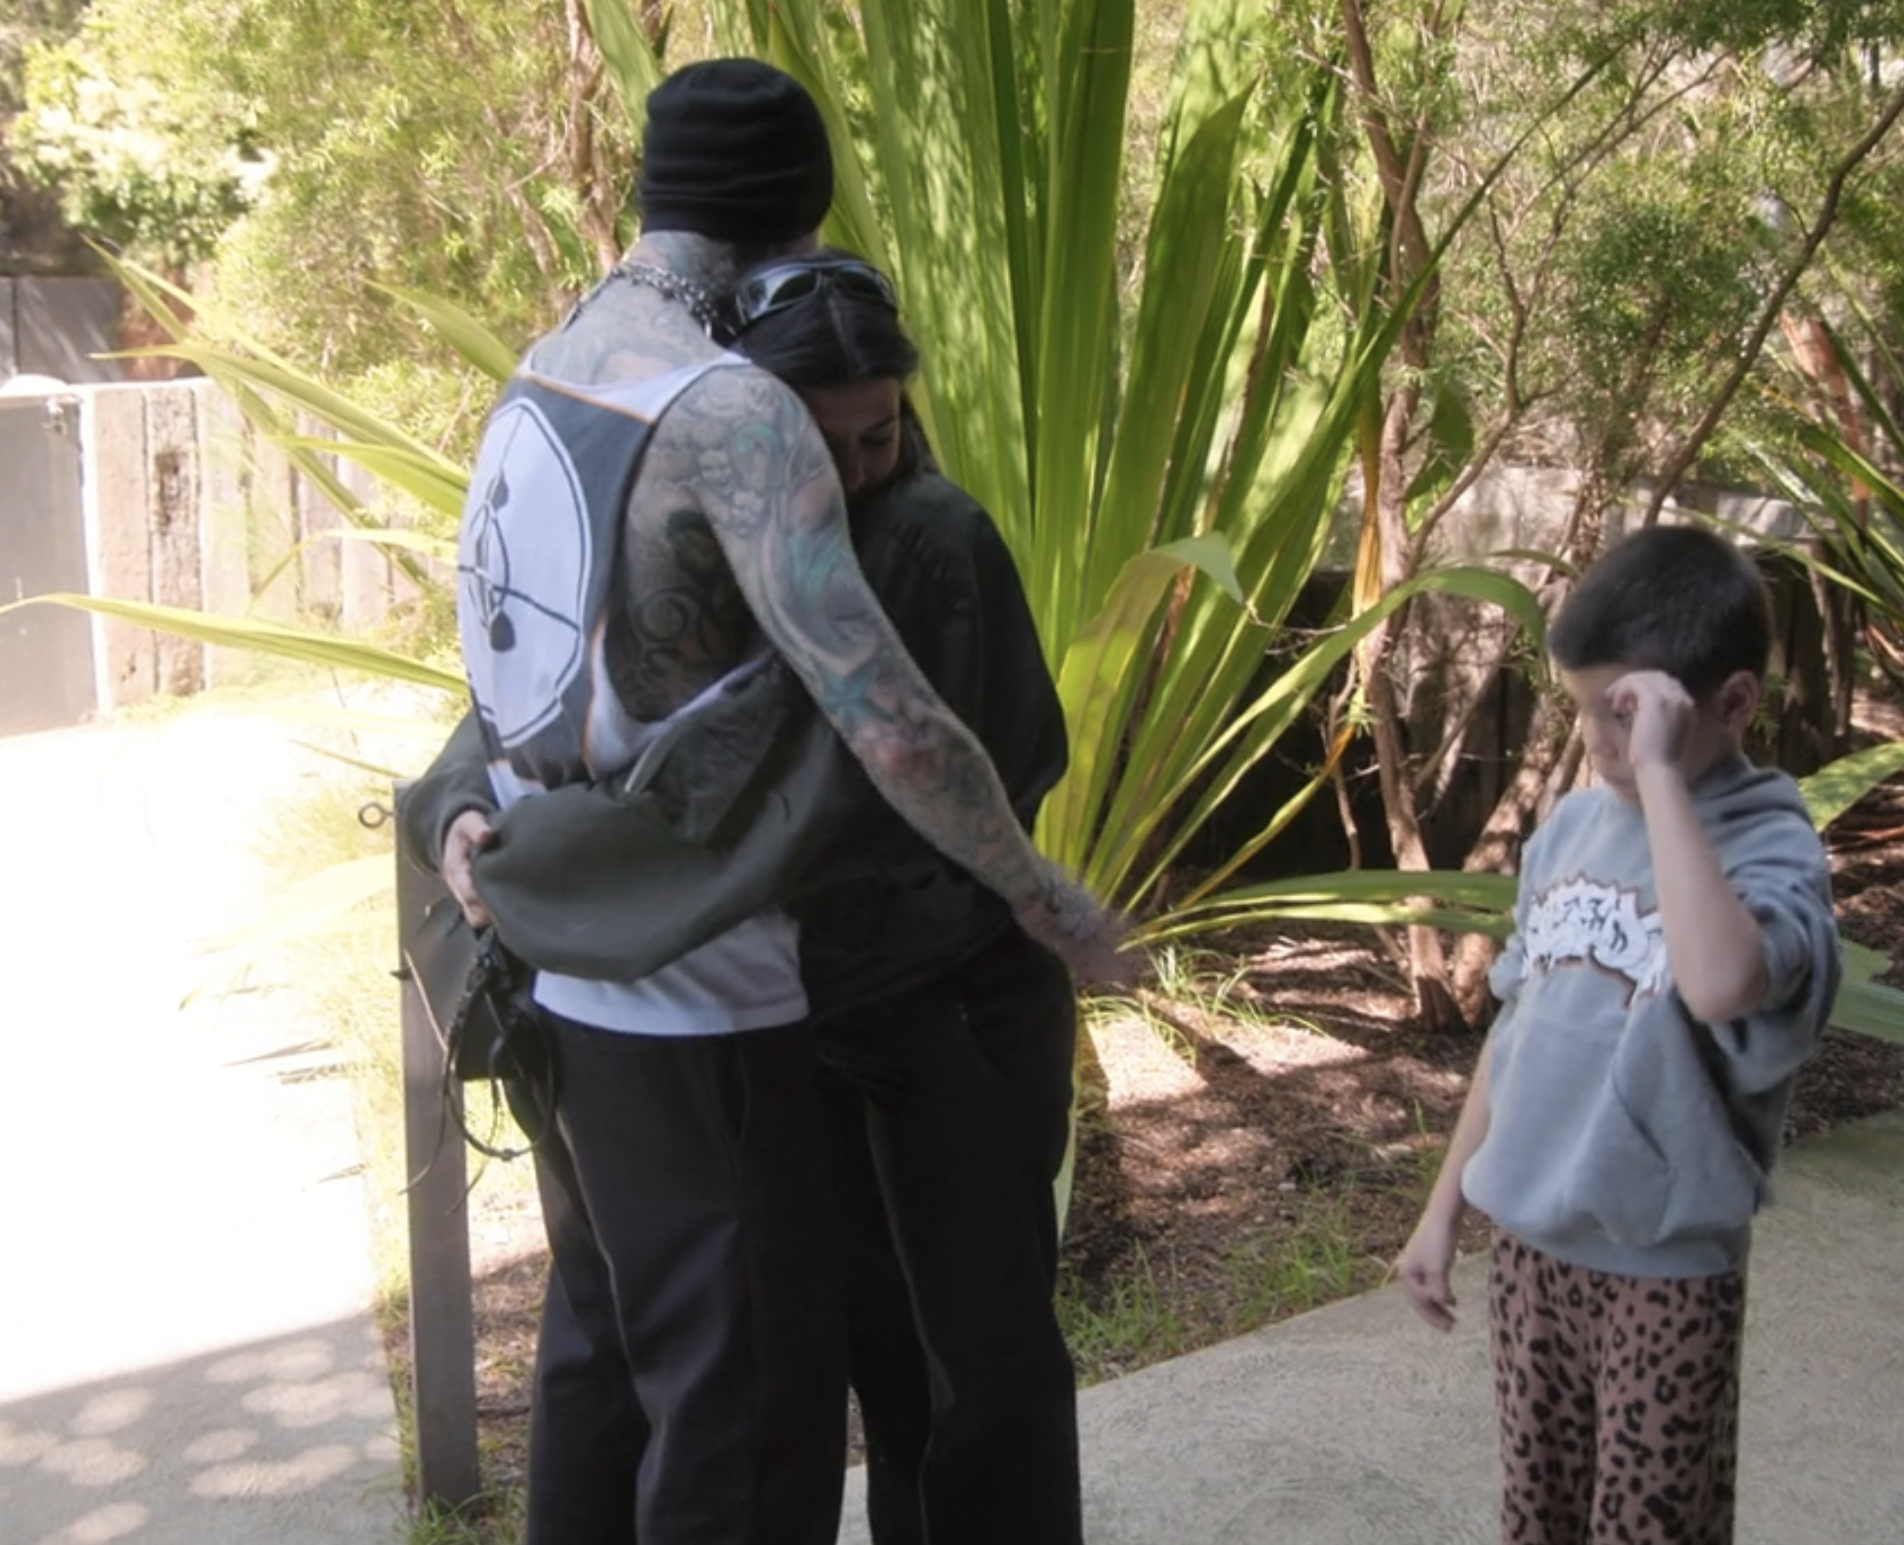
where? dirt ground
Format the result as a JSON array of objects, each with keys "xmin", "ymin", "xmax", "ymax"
[{"xmin": 421, "ymin": 693, "xmax": 1904, "ymax": 1514}]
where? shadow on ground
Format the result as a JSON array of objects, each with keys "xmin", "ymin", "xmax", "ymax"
[{"xmin": 0, "ymin": 1316, "xmax": 403, "ymax": 1545}]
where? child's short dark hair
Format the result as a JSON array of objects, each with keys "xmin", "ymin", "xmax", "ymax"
[{"xmin": 1547, "ymin": 524, "xmax": 1771, "ymax": 697}]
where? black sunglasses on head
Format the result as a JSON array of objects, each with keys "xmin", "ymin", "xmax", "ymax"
[{"xmin": 732, "ymin": 258, "xmax": 899, "ymax": 332}]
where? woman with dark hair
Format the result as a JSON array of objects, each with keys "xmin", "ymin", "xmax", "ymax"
[
  {"xmin": 727, "ymin": 249, "xmax": 926, "ymax": 499},
  {"xmin": 730, "ymin": 252, "xmax": 1085, "ymax": 1545},
  {"xmin": 406, "ymin": 251, "xmax": 1086, "ymax": 1545}
]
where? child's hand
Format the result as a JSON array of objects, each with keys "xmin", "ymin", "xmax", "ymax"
[
  {"xmin": 1606, "ymin": 670, "xmax": 1697, "ymax": 778},
  {"xmin": 1396, "ymin": 1218, "xmax": 1460, "ymax": 1332}
]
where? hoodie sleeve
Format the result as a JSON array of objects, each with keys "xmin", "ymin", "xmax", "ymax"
[{"xmin": 1705, "ymin": 797, "xmax": 1840, "ymax": 1091}]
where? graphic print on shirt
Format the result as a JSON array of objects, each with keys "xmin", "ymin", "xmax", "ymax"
[
  {"xmin": 1521, "ymin": 874, "xmax": 1669, "ymax": 1004},
  {"xmin": 457, "ymin": 396, "xmax": 593, "ymax": 755}
]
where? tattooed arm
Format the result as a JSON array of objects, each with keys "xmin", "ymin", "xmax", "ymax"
[{"xmin": 644, "ymin": 363, "xmax": 1132, "ymax": 983}]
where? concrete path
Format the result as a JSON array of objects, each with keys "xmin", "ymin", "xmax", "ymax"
[
  {"xmin": 0, "ymin": 713, "xmax": 405, "ymax": 1545},
  {"xmin": 842, "ymin": 1107, "xmax": 1904, "ymax": 1543},
  {"xmin": 5, "ymin": 709, "xmax": 1897, "ymax": 1545}
]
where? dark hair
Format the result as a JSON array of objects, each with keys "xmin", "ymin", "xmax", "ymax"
[
  {"xmin": 731, "ymin": 248, "xmax": 926, "ymax": 484},
  {"xmin": 1547, "ymin": 524, "xmax": 1772, "ymax": 696},
  {"xmin": 730, "ymin": 248, "xmax": 919, "ymax": 391}
]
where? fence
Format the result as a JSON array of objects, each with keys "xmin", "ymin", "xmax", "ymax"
[{"xmin": 0, "ymin": 377, "xmax": 425, "ymax": 737}]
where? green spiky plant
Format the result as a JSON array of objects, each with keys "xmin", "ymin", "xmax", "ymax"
[
  {"xmin": 644, "ymin": 0, "xmax": 1554, "ymax": 926},
  {"xmin": 1754, "ymin": 312, "xmax": 1904, "ymax": 695}
]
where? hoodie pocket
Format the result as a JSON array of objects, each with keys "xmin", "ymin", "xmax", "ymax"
[
  {"xmin": 1567, "ymin": 1067, "xmax": 1765, "ymax": 1249},
  {"xmin": 1565, "ymin": 1083, "xmax": 1672, "ymax": 1247}
]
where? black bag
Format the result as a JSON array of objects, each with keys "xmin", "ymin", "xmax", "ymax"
[
  {"xmin": 405, "ymin": 894, "xmax": 542, "ymax": 1078},
  {"xmin": 402, "ymin": 893, "xmax": 553, "ymax": 1157}
]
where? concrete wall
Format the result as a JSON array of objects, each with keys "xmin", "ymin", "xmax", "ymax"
[
  {"xmin": 2, "ymin": 277, "xmax": 128, "ymax": 386},
  {"xmin": 1, "ymin": 377, "xmax": 436, "ymax": 733},
  {"xmin": 1329, "ymin": 461, "xmax": 1807, "ymax": 571},
  {"xmin": 0, "ymin": 395, "xmax": 95, "ymax": 735}
]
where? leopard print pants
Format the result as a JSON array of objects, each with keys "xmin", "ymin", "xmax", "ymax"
[{"xmin": 1487, "ymin": 1230, "xmax": 1746, "ymax": 1545}]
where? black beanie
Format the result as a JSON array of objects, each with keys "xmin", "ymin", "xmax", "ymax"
[{"xmin": 635, "ymin": 59, "xmax": 834, "ymax": 246}]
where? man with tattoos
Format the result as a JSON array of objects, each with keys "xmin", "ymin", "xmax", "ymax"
[{"xmin": 442, "ymin": 59, "xmax": 1127, "ymax": 1545}]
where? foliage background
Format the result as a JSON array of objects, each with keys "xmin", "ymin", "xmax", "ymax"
[{"xmin": 6, "ymin": 0, "xmax": 1903, "ymax": 1027}]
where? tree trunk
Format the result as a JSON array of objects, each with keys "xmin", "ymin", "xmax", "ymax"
[
  {"xmin": 1358, "ymin": 381, "xmax": 1470, "ymax": 1030},
  {"xmin": 1338, "ymin": 0, "xmax": 1463, "ymax": 1028},
  {"xmin": 1446, "ymin": 695, "xmax": 1578, "ymax": 1020},
  {"xmin": 1368, "ymin": 656, "xmax": 1468, "ymax": 1031},
  {"xmin": 1444, "ymin": 460, "xmax": 1619, "ymax": 1019}
]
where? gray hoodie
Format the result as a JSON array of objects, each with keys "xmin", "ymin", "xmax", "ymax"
[{"xmin": 1462, "ymin": 753, "xmax": 1839, "ymax": 1277}]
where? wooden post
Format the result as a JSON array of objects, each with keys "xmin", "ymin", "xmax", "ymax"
[{"xmin": 392, "ymin": 781, "xmax": 482, "ymax": 1510}]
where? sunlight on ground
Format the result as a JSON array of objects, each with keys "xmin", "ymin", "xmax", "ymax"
[{"xmin": 1089, "ymin": 1009, "xmax": 1371, "ymax": 1109}]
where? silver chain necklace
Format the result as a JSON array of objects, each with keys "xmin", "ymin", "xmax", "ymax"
[{"xmin": 607, "ymin": 259, "xmax": 726, "ymax": 338}]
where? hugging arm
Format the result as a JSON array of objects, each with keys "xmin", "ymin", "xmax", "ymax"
[{"xmin": 657, "ymin": 367, "xmax": 1129, "ymax": 982}]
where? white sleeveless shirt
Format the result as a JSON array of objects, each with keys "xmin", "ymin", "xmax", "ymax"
[{"xmin": 457, "ymin": 359, "xmax": 806, "ymax": 1036}]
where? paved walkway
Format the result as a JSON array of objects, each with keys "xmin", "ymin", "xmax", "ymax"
[
  {"xmin": 837, "ymin": 1106, "xmax": 1904, "ymax": 1543},
  {"xmin": 0, "ymin": 713, "xmax": 404, "ymax": 1545},
  {"xmin": 5, "ymin": 710, "xmax": 1899, "ymax": 1545}
]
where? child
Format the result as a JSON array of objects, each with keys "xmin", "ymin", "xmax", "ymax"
[{"xmin": 1397, "ymin": 523, "xmax": 1841, "ymax": 1545}]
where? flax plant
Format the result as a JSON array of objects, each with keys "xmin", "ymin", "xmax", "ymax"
[{"xmin": 678, "ymin": 0, "xmax": 1545, "ymax": 930}]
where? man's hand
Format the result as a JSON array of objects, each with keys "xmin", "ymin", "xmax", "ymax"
[
  {"xmin": 1607, "ymin": 669, "xmax": 1698, "ymax": 779},
  {"xmin": 443, "ymin": 809, "xmax": 497, "ymax": 929},
  {"xmin": 1012, "ymin": 871, "xmax": 1144, "ymax": 989},
  {"xmin": 1396, "ymin": 1217, "xmax": 1460, "ymax": 1332}
]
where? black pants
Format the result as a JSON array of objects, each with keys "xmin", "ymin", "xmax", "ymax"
[
  {"xmin": 511, "ymin": 1012, "xmax": 846, "ymax": 1545},
  {"xmin": 817, "ymin": 929, "xmax": 1083, "ymax": 1545}
]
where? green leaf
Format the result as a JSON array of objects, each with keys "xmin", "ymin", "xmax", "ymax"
[
  {"xmin": 273, "ymin": 437, "xmax": 469, "ymax": 519},
  {"xmin": 580, "ymin": 0, "xmax": 664, "ymax": 130},
  {"xmin": 1832, "ymin": 942, "xmax": 1904, "ymax": 1043},
  {"xmin": 256, "ymin": 516, "xmax": 454, "ymax": 564},
  {"xmin": 147, "ymin": 344, "xmax": 455, "ymax": 469},
  {"xmin": 1164, "ymin": 866, "xmax": 1517, "ymax": 922},
  {"xmin": 1106, "ymin": 564, "xmax": 1546, "ymax": 902},
  {"xmin": 0, "ymin": 595, "xmax": 464, "ymax": 694},
  {"xmin": 1045, "ymin": 534, "xmax": 1243, "ymax": 865},
  {"xmin": 1406, "ymin": 383, "xmax": 1477, "ymax": 509},
  {"xmin": 1799, "ymin": 741, "xmax": 1904, "ymax": 831},
  {"xmin": 374, "ymin": 283, "xmax": 521, "ymax": 384},
  {"xmin": 856, "ymin": 0, "xmax": 1033, "ymax": 543},
  {"xmin": 1029, "ymin": 0, "xmax": 1136, "ymax": 638},
  {"xmin": 1089, "ymin": 89, "xmax": 1253, "ymax": 611},
  {"xmin": 1830, "ymin": 980, "xmax": 1904, "ymax": 1043}
]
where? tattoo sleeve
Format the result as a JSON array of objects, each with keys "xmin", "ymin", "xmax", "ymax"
[{"xmin": 659, "ymin": 366, "xmax": 1060, "ymax": 913}]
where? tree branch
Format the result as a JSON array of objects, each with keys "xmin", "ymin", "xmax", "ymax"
[{"xmin": 1643, "ymin": 76, "xmax": 1904, "ymax": 520}]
